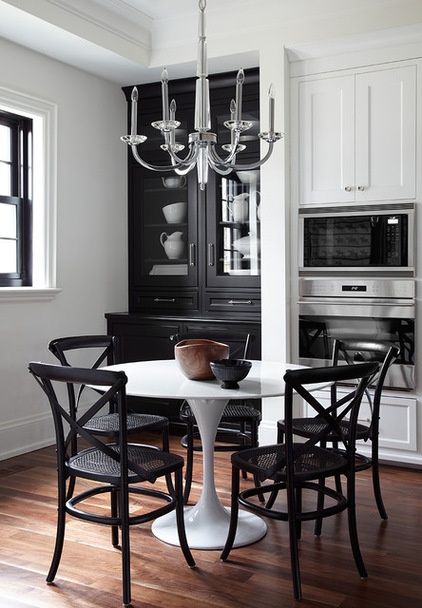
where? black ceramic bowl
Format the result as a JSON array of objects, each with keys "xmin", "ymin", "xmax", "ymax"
[{"xmin": 209, "ymin": 358, "xmax": 252, "ymax": 389}]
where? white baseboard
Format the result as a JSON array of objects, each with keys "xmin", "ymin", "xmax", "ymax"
[{"xmin": 0, "ymin": 412, "xmax": 55, "ymax": 461}]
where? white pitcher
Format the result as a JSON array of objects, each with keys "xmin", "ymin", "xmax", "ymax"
[
  {"xmin": 160, "ymin": 231, "xmax": 184, "ymax": 259},
  {"xmin": 231, "ymin": 193, "xmax": 249, "ymax": 223}
]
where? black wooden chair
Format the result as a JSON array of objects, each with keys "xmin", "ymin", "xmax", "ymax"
[
  {"xmin": 29, "ymin": 362, "xmax": 195, "ymax": 607},
  {"xmin": 171, "ymin": 330, "xmax": 261, "ymax": 504},
  {"xmin": 49, "ymin": 335, "xmax": 170, "ymax": 500},
  {"xmin": 220, "ymin": 362, "xmax": 379, "ymax": 600},
  {"xmin": 277, "ymin": 339, "xmax": 399, "ymax": 520},
  {"xmin": 49, "ymin": 335, "xmax": 170, "ymax": 446}
]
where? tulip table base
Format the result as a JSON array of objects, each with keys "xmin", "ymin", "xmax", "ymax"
[
  {"xmin": 152, "ymin": 499, "xmax": 267, "ymax": 550},
  {"xmin": 151, "ymin": 397, "xmax": 267, "ymax": 550}
]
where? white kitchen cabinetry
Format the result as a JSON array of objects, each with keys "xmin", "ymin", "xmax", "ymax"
[
  {"xmin": 304, "ymin": 388, "xmax": 417, "ymax": 464},
  {"xmin": 296, "ymin": 64, "xmax": 416, "ymax": 205}
]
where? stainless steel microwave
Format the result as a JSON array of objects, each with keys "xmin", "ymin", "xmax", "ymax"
[{"xmin": 299, "ymin": 203, "xmax": 415, "ymax": 274}]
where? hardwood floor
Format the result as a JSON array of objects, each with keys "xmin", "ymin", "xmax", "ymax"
[{"xmin": 1, "ymin": 431, "xmax": 421, "ymax": 608}]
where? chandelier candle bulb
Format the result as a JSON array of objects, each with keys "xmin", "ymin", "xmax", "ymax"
[
  {"xmin": 269, "ymin": 84, "xmax": 275, "ymax": 134},
  {"xmin": 170, "ymin": 99, "xmax": 176, "ymax": 146},
  {"xmin": 230, "ymin": 99, "xmax": 236, "ymax": 147},
  {"xmin": 131, "ymin": 87, "xmax": 138, "ymax": 138},
  {"xmin": 161, "ymin": 68, "xmax": 170, "ymax": 122},
  {"xmin": 235, "ymin": 69, "xmax": 244, "ymax": 121}
]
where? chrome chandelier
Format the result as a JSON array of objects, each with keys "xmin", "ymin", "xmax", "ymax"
[{"xmin": 121, "ymin": 0, "xmax": 283, "ymax": 190}]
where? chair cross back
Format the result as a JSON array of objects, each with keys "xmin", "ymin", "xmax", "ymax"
[
  {"xmin": 332, "ymin": 339, "xmax": 399, "ymax": 428},
  {"xmin": 48, "ymin": 335, "xmax": 119, "ymax": 414},
  {"xmin": 269, "ymin": 362, "xmax": 380, "ymax": 478}
]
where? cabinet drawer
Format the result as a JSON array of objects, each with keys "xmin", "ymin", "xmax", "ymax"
[
  {"xmin": 132, "ymin": 291, "xmax": 199, "ymax": 313},
  {"xmin": 205, "ymin": 293, "xmax": 261, "ymax": 314}
]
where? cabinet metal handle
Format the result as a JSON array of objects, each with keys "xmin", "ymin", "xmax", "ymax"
[
  {"xmin": 357, "ymin": 185, "xmax": 365, "ymax": 191},
  {"xmin": 228, "ymin": 299, "xmax": 253, "ymax": 305},
  {"xmin": 208, "ymin": 243, "xmax": 215, "ymax": 266},
  {"xmin": 189, "ymin": 243, "xmax": 196, "ymax": 266},
  {"xmin": 344, "ymin": 185, "xmax": 352, "ymax": 192},
  {"xmin": 153, "ymin": 298, "xmax": 176, "ymax": 303}
]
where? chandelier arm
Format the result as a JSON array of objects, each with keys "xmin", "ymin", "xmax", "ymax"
[
  {"xmin": 208, "ymin": 148, "xmax": 237, "ymax": 169},
  {"xmin": 130, "ymin": 146, "xmax": 182, "ymax": 172},
  {"xmin": 207, "ymin": 133, "xmax": 242, "ymax": 167},
  {"xmin": 165, "ymin": 138, "xmax": 199, "ymax": 168},
  {"xmin": 174, "ymin": 162, "xmax": 197, "ymax": 176},
  {"xmin": 130, "ymin": 144, "xmax": 195, "ymax": 173},
  {"xmin": 207, "ymin": 159, "xmax": 234, "ymax": 176},
  {"xmin": 228, "ymin": 142, "xmax": 276, "ymax": 172},
  {"xmin": 207, "ymin": 147, "xmax": 236, "ymax": 175}
]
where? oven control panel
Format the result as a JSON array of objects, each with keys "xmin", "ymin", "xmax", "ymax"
[{"xmin": 299, "ymin": 278, "xmax": 415, "ymax": 299}]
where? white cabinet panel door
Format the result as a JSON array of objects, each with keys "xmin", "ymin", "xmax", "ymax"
[
  {"xmin": 298, "ymin": 75, "xmax": 354, "ymax": 204},
  {"xmin": 355, "ymin": 65, "xmax": 416, "ymax": 202}
]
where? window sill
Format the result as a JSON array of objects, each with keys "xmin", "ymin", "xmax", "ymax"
[{"xmin": 0, "ymin": 287, "xmax": 62, "ymax": 302}]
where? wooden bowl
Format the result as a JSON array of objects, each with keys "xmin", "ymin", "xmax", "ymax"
[{"xmin": 174, "ymin": 339, "xmax": 230, "ymax": 380}]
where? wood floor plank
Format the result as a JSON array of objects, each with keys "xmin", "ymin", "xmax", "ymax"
[{"xmin": 1, "ymin": 432, "xmax": 421, "ymax": 607}]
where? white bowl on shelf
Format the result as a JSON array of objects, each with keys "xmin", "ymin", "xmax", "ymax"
[
  {"xmin": 236, "ymin": 170, "xmax": 260, "ymax": 185},
  {"xmin": 162, "ymin": 202, "xmax": 187, "ymax": 224},
  {"xmin": 233, "ymin": 235, "xmax": 260, "ymax": 257}
]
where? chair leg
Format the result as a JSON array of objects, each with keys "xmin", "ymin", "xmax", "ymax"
[
  {"xmin": 119, "ymin": 484, "xmax": 131, "ymax": 607},
  {"xmin": 240, "ymin": 422, "xmax": 248, "ymax": 480},
  {"xmin": 111, "ymin": 487, "xmax": 119, "ymax": 547},
  {"xmin": 173, "ymin": 468, "xmax": 196, "ymax": 568},
  {"xmin": 183, "ymin": 420, "xmax": 195, "ymax": 504},
  {"xmin": 47, "ymin": 471, "xmax": 67, "ymax": 583},
  {"xmin": 314, "ymin": 477, "xmax": 325, "ymax": 537},
  {"xmin": 220, "ymin": 465, "xmax": 240, "ymax": 562},
  {"xmin": 161, "ymin": 421, "xmax": 170, "ymax": 452},
  {"xmin": 287, "ymin": 480, "xmax": 302, "ymax": 599},
  {"xmin": 248, "ymin": 420, "xmax": 264, "ymax": 503},
  {"xmin": 347, "ymin": 472, "xmax": 368, "ymax": 580},
  {"xmin": 265, "ymin": 486, "xmax": 278, "ymax": 509},
  {"xmin": 371, "ymin": 436, "xmax": 388, "ymax": 520},
  {"xmin": 65, "ymin": 477, "xmax": 76, "ymax": 502}
]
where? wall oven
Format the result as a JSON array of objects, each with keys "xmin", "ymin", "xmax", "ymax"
[
  {"xmin": 299, "ymin": 203, "xmax": 415, "ymax": 274},
  {"xmin": 298, "ymin": 278, "xmax": 415, "ymax": 390}
]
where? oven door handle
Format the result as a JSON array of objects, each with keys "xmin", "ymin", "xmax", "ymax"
[
  {"xmin": 298, "ymin": 300, "xmax": 415, "ymax": 319},
  {"xmin": 298, "ymin": 299, "xmax": 414, "ymax": 306}
]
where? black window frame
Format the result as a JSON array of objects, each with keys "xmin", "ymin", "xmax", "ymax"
[{"xmin": 0, "ymin": 110, "xmax": 33, "ymax": 287}]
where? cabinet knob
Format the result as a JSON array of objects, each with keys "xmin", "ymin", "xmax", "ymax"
[
  {"xmin": 357, "ymin": 185, "xmax": 365, "ymax": 191},
  {"xmin": 344, "ymin": 185, "xmax": 352, "ymax": 192}
]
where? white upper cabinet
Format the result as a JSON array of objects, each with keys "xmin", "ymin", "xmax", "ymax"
[{"xmin": 296, "ymin": 64, "xmax": 416, "ymax": 205}]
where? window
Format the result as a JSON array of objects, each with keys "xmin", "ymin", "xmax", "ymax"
[
  {"xmin": 0, "ymin": 86, "xmax": 58, "ymax": 299},
  {"xmin": 0, "ymin": 110, "xmax": 33, "ymax": 286}
]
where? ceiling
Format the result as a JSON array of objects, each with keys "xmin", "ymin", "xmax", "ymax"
[
  {"xmin": 0, "ymin": 0, "xmax": 259, "ymax": 85},
  {"xmin": 1, "ymin": 1, "xmax": 422, "ymax": 87}
]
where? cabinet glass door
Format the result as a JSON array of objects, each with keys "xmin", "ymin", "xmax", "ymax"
[
  {"xmin": 207, "ymin": 170, "xmax": 261, "ymax": 286},
  {"xmin": 131, "ymin": 168, "xmax": 197, "ymax": 287}
]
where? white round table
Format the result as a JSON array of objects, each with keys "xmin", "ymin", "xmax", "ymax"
[{"xmin": 105, "ymin": 359, "xmax": 304, "ymax": 550}]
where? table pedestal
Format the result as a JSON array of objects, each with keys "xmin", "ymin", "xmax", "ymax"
[{"xmin": 152, "ymin": 397, "xmax": 267, "ymax": 550}]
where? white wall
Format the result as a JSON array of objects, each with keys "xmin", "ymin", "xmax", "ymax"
[{"xmin": 0, "ymin": 38, "xmax": 127, "ymax": 459}]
